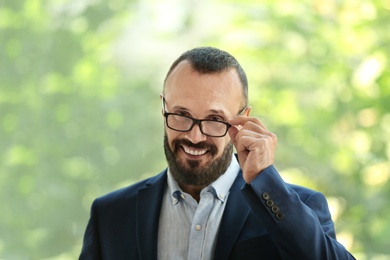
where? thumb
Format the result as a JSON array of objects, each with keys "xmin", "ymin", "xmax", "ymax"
[{"xmin": 228, "ymin": 125, "xmax": 240, "ymax": 147}]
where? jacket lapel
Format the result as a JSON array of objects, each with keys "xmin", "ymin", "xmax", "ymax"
[
  {"xmin": 134, "ymin": 168, "xmax": 250, "ymax": 259},
  {"xmin": 214, "ymin": 172, "xmax": 251, "ymax": 259},
  {"xmin": 136, "ymin": 170, "xmax": 167, "ymax": 260}
]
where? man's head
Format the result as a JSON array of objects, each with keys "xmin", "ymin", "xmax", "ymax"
[
  {"xmin": 162, "ymin": 47, "xmax": 250, "ymax": 189},
  {"xmin": 163, "ymin": 47, "xmax": 248, "ymax": 108}
]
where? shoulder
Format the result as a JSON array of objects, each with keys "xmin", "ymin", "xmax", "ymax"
[
  {"xmin": 93, "ymin": 169, "xmax": 167, "ymax": 209},
  {"xmin": 287, "ymin": 183, "xmax": 333, "ymax": 230}
]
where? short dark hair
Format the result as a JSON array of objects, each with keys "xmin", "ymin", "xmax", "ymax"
[{"xmin": 163, "ymin": 47, "xmax": 248, "ymax": 107}]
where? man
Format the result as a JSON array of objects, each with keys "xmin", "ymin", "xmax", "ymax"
[{"xmin": 80, "ymin": 47, "xmax": 355, "ymax": 259}]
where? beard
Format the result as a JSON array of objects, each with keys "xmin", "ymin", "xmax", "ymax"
[{"xmin": 163, "ymin": 132, "xmax": 233, "ymax": 187}]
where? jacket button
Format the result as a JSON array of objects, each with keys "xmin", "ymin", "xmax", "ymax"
[
  {"xmin": 262, "ymin": 192, "xmax": 270, "ymax": 200},
  {"xmin": 271, "ymin": 206, "xmax": 279, "ymax": 213},
  {"xmin": 276, "ymin": 212, "xmax": 285, "ymax": 220},
  {"xmin": 266, "ymin": 200, "xmax": 274, "ymax": 207}
]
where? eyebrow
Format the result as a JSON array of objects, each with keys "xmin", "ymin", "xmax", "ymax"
[
  {"xmin": 164, "ymin": 96, "xmax": 230, "ymax": 116},
  {"xmin": 170, "ymin": 105, "xmax": 228, "ymax": 118},
  {"xmin": 209, "ymin": 109, "xmax": 228, "ymax": 117}
]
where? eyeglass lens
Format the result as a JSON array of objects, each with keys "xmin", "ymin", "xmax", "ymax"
[{"xmin": 166, "ymin": 114, "xmax": 228, "ymax": 137}]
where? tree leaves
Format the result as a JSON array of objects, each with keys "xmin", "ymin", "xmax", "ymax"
[{"xmin": 1, "ymin": 0, "xmax": 388, "ymax": 258}]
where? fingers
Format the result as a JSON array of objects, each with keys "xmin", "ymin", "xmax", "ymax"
[
  {"xmin": 234, "ymin": 128, "xmax": 277, "ymax": 155},
  {"xmin": 228, "ymin": 117, "xmax": 275, "ymax": 145},
  {"xmin": 229, "ymin": 116, "xmax": 269, "ymax": 132},
  {"xmin": 228, "ymin": 116, "xmax": 277, "ymax": 182},
  {"xmin": 228, "ymin": 116, "xmax": 277, "ymax": 152}
]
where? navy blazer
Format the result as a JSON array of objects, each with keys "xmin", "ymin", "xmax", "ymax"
[{"xmin": 80, "ymin": 165, "xmax": 355, "ymax": 259}]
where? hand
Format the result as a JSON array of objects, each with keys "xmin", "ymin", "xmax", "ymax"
[{"xmin": 228, "ymin": 116, "xmax": 277, "ymax": 183}]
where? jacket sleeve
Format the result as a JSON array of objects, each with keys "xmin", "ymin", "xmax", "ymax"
[
  {"xmin": 79, "ymin": 199, "xmax": 102, "ymax": 260},
  {"xmin": 241, "ymin": 165, "xmax": 355, "ymax": 260}
]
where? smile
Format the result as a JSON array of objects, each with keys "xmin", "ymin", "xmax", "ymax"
[{"xmin": 182, "ymin": 145, "xmax": 208, "ymax": 156}]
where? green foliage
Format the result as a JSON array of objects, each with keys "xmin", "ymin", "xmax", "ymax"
[{"xmin": 1, "ymin": 0, "xmax": 389, "ymax": 259}]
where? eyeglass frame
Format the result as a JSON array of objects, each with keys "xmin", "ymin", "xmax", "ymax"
[{"xmin": 161, "ymin": 95, "xmax": 248, "ymax": 138}]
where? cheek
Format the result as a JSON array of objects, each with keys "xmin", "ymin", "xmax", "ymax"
[
  {"xmin": 166, "ymin": 129, "xmax": 181, "ymax": 146},
  {"xmin": 215, "ymin": 137, "xmax": 231, "ymax": 154}
]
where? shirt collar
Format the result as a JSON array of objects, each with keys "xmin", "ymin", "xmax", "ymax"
[{"xmin": 167, "ymin": 154, "xmax": 240, "ymax": 205}]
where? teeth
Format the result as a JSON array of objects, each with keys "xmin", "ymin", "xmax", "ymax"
[{"xmin": 183, "ymin": 146, "xmax": 207, "ymax": 156}]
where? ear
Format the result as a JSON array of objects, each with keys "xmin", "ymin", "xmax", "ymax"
[
  {"xmin": 160, "ymin": 93, "xmax": 164, "ymax": 115},
  {"xmin": 243, "ymin": 106, "xmax": 251, "ymax": 116}
]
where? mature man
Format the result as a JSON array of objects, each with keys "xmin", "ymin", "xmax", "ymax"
[{"xmin": 80, "ymin": 47, "xmax": 355, "ymax": 259}]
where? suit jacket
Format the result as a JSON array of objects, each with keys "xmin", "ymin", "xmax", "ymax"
[{"xmin": 79, "ymin": 165, "xmax": 355, "ymax": 260}]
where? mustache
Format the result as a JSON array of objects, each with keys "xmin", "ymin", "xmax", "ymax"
[{"xmin": 172, "ymin": 139, "xmax": 218, "ymax": 155}]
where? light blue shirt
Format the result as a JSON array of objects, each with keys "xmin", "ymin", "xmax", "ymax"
[{"xmin": 157, "ymin": 154, "xmax": 240, "ymax": 260}]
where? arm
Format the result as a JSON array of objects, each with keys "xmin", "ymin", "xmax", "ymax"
[
  {"xmin": 241, "ymin": 165, "xmax": 355, "ymax": 259},
  {"xmin": 228, "ymin": 116, "xmax": 354, "ymax": 259},
  {"xmin": 79, "ymin": 200, "xmax": 102, "ymax": 260}
]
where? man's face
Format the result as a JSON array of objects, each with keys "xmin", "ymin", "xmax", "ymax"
[
  {"xmin": 163, "ymin": 132, "xmax": 233, "ymax": 186},
  {"xmin": 163, "ymin": 60, "xmax": 244, "ymax": 187}
]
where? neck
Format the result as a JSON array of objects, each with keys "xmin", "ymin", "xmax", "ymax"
[{"xmin": 179, "ymin": 183, "xmax": 206, "ymax": 203}]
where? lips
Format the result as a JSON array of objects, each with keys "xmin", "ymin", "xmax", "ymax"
[
  {"xmin": 172, "ymin": 139, "xmax": 217, "ymax": 158},
  {"xmin": 182, "ymin": 145, "xmax": 208, "ymax": 156}
]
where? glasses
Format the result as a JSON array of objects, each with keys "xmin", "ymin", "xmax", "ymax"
[{"xmin": 162, "ymin": 96, "xmax": 247, "ymax": 138}]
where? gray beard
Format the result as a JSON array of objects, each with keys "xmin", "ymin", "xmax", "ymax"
[{"xmin": 163, "ymin": 132, "xmax": 233, "ymax": 187}]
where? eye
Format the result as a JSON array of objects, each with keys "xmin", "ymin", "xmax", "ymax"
[
  {"xmin": 175, "ymin": 111, "xmax": 191, "ymax": 117},
  {"xmin": 208, "ymin": 116, "xmax": 224, "ymax": 122}
]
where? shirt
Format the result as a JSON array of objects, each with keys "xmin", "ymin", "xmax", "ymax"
[{"xmin": 157, "ymin": 154, "xmax": 240, "ymax": 260}]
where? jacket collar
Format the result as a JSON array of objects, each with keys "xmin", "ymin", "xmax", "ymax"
[
  {"xmin": 214, "ymin": 170, "xmax": 251, "ymax": 259},
  {"xmin": 136, "ymin": 170, "xmax": 167, "ymax": 260},
  {"xmin": 135, "ymin": 166, "xmax": 250, "ymax": 260}
]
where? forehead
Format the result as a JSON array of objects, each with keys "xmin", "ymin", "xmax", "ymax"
[{"xmin": 164, "ymin": 61, "xmax": 243, "ymax": 115}]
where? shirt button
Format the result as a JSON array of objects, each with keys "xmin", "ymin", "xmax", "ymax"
[
  {"xmin": 195, "ymin": 224, "xmax": 202, "ymax": 231},
  {"xmin": 180, "ymin": 193, "xmax": 186, "ymax": 199}
]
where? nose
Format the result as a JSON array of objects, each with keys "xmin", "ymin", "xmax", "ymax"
[{"xmin": 184, "ymin": 123, "xmax": 207, "ymax": 144}]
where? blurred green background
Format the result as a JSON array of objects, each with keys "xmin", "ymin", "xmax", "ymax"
[{"xmin": 1, "ymin": 0, "xmax": 389, "ymax": 259}]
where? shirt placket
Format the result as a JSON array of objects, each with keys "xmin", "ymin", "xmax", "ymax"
[{"xmin": 187, "ymin": 191, "xmax": 215, "ymax": 260}]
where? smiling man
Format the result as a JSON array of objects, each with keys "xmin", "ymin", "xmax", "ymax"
[
  {"xmin": 79, "ymin": 47, "xmax": 355, "ymax": 259},
  {"xmin": 162, "ymin": 58, "xmax": 247, "ymax": 201}
]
